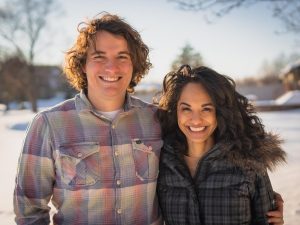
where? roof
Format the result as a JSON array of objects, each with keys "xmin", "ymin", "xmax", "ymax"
[{"xmin": 280, "ymin": 59, "xmax": 300, "ymax": 78}]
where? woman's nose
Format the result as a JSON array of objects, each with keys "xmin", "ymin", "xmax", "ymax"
[{"xmin": 191, "ymin": 112, "xmax": 204, "ymax": 123}]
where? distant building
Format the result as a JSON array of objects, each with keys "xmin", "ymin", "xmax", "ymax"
[
  {"xmin": 34, "ymin": 65, "xmax": 76, "ymax": 99},
  {"xmin": 237, "ymin": 82, "xmax": 285, "ymax": 101},
  {"xmin": 34, "ymin": 65, "xmax": 62, "ymax": 98},
  {"xmin": 280, "ymin": 59, "xmax": 300, "ymax": 91},
  {"xmin": 237, "ymin": 59, "xmax": 300, "ymax": 101}
]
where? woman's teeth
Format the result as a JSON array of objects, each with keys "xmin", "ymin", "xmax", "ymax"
[{"xmin": 189, "ymin": 126, "xmax": 205, "ymax": 132}]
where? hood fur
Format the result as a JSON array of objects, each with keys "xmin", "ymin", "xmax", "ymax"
[{"xmin": 219, "ymin": 132, "xmax": 286, "ymax": 174}]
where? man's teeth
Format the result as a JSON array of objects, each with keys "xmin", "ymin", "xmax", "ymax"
[
  {"xmin": 189, "ymin": 126, "xmax": 205, "ymax": 132},
  {"xmin": 101, "ymin": 76, "xmax": 119, "ymax": 81}
]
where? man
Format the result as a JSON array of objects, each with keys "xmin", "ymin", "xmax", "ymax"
[
  {"xmin": 14, "ymin": 12, "xmax": 283, "ymax": 225},
  {"xmin": 14, "ymin": 13, "xmax": 162, "ymax": 224}
]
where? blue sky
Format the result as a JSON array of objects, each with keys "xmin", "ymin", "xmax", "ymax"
[{"xmin": 38, "ymin": 0, "xmax": 299, "ymax": 84}]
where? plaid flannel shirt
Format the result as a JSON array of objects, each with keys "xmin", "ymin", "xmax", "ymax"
[
  {"xmin": 158, "ymin": 142, "xmax": 276, "ymax": 225},
  {"xmin": 14, "ymin": 91, "xmax": 163, "ymax": 225}
]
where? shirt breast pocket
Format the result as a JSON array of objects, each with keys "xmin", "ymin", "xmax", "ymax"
[
  {"xmin": 132, "ymin": 138, "xmax": 163, "ymax": 181},
  {"xmin": 58, "ymin": 143, "xmax": 100, "ymax": 187}
]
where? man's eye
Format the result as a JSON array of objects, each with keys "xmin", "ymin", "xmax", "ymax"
[
  {"xmin": 93, "ymin": 55, "xmax": 104, "ymax": 60},
  {"xmin": 182, "ymin": 107, "xmax": 190, "ymax": 111},
  {"xmin": 118, "ymin": 55, "xmax": 130, "ymax": 60}
]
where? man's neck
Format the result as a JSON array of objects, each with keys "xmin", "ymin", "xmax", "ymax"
[{"xmin": 87, "ymin": 92, "xmax": 126, "ymax": 112}]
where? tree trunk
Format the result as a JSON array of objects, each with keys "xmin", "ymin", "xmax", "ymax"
[
  {"xmin": 28, "ymin": 88, "xmax": 38, "ymax": 112},
  {"xmin": 27, "ymin": 64, "xmax": 39, "ymax": 113}
]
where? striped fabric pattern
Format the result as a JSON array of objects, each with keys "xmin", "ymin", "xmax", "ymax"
[{"xmin": 14, "ymin": 91, "xmax": 163, "ymax": 225}]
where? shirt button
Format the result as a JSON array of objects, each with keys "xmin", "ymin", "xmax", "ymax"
[
  {"xmin": 117, "ymin": 209, "xmax": 122, "ymax": 214},
  {"xmin": 114, "ymin": 151, "xmax": 119, "ymax": 156},
  {"xmin": 77, "ymin": 152, "xmax": 82, "ymax": 158},
  {"xmin": 116, "ymin": 180, "xmax": 121, "ymax": 186}
]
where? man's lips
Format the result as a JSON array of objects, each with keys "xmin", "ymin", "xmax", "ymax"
[{"xmin": 99, "ymin": 76, "xmax": 121, "ymax": 82}]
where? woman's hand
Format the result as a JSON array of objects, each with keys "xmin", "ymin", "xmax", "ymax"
[{"xmin": 267, "ymin": 192, "xmax": 284, "ymax": 225}]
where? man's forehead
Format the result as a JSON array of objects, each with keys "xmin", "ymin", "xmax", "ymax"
[{"xmin": 87, "ymin": 31, "xmax": 130, "ymax": 53}]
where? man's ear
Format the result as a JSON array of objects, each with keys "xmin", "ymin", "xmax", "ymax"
[{"xmin": 81, "ymin": 64, "xmax": 86, "ymax": 73}]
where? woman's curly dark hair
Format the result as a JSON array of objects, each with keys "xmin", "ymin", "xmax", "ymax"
[
  {"xmin": 156, "ymin": 65, "xmax": 267, "ymax": 156},
  {"xmin": 63, "ymin": 12, "xmax": 152, "ymax": 93}
]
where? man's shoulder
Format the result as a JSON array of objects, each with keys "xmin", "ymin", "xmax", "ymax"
[{"xmin": 39, "ymin": 97, "xmax": 77, "ymax": 115}]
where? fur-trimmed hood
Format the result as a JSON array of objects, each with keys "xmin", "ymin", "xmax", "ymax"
[
  {"xmin": 218, "ymin": 132, "xmax": 286, "ymax": 174},
  {"xmin": 164, "ymin": 132, "xmax": 286, "ymax": 175}
]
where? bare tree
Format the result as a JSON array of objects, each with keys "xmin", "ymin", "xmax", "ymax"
[
  {"xmin": 171, "ymin": 43, "xmax": 204, "ymax": 71},
  {"xmin": 169, "ymin": 0, "xmax": 300, "ymax": 34},
  {"xmin": 0, "ymin": 0, "xmax": 60, "ymax": 112}
]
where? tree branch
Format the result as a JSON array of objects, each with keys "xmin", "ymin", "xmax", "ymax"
[{"xmin": 168, "ymin": 0, "xmax": 300, "ymax": 34}]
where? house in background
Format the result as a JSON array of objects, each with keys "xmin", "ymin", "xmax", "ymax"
[
  {"xmin": 35, "ymin": 65, "xmax": 62, "ymax": 99},
  {"xmin": 0, "ymin": 63, "xmax": 78, "ymax": 111},
  {"xmin": 250, "ymin": 59, "xmax": 300, "ymax": 111},
  {"xmin": 34, "ymin": 65, "xmax": 76, "ymax": 99},
  {"xmin": 237, "ymin": 59, "xmax": 300, "ymax": 101},
  {"xmin": 280, "ymin": 59, "xmax": 300, "ymax": 91},
  {"xmin": 236, "ymin": 82, "xmax": 285, "ymax": 101}
]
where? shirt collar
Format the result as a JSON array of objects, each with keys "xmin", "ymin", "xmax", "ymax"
[{"xmin": 75, "ymin": 90, "xmax": 143, "ymax": 113}]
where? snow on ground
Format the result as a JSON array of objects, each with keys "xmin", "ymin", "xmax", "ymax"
[
  {"xmin": 276, "ymin": 90, "xmax": 300, "ymax": 105},
  {"xmin": 0, "ymin": 109, "xmax": 35, "ymax": 224},
  {"xmin": 0, "ymin": 95, "xmax": 300, "ymax": 224},
  {"xmin": 259, "ymin": 109, "xmax": 300, "ymax": 225}
]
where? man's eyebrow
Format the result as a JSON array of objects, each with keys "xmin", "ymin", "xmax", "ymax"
[
  {"xmin": 90, "ymin": 50, "xmax": 104, "ymax": 56},
  {"xmin": 90, "ymin": 50, "xmax": 130, "ymax": 55},
  {"xmin": 118, "ymin": 51, "xmax": 131, "ymax": 55}
]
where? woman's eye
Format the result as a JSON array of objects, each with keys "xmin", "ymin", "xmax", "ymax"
[{"xmin": 203, "ymin": 107, "xmax": 213, "ymax": 112}]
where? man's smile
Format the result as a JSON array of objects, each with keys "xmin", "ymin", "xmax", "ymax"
[{"xmin": 99, "ymin": 76, "xmax": 121, "ymax": 82}]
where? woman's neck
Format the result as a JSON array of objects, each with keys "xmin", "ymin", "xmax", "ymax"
[{"xmin": 186, "ymin": 137, "xmax": 215, "ymax": 158}]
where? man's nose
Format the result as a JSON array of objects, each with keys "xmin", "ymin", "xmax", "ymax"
[{"xmin": 105, "ymin": 60, "xmax": 118, "ymax": 73}]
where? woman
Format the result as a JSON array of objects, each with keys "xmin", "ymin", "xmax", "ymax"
[{"xmin": 156, "ymin": 65, "xmax": 286, "ymax": 225}]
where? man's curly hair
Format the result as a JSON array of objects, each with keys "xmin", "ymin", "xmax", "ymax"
[{"xmin": 63, "ymin": 12, "xmax": 152, "ymax": 93}]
